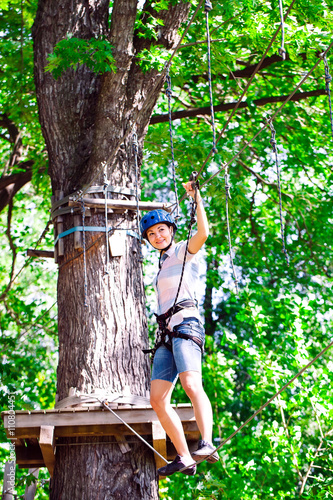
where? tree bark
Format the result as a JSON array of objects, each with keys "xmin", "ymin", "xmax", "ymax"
[{"xmin": 32, "ymin": 1, "xmax": 191, "ymax": 498}]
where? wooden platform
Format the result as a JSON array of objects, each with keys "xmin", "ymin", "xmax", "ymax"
[{"xmin": 2, "ymin": 403, "xmax": 199, "ymax": 476}]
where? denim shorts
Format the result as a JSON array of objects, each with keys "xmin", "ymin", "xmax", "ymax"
[{"xmin": 151, "ymin": 317, "xmax": 205, "ymax": 385}]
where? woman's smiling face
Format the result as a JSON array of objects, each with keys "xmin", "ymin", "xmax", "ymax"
[{"xmin": 147, "ymin": 223, "xmax": 173, "ymax": 250}]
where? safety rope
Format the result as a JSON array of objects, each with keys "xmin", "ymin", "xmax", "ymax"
[
  {"xmin": 103, "ymin": 163, "xmax": 110, "ymax": 274},
  {"xmin": 81, "ymin": 201, "xmax": 88, "ymax": 308},
  {"xmin": 267, "ymin": 120, "xmax": 290, "ymax": 265},
  {"xmin": 179, "ymin": 338, "xmax": 333, "ymax": 473},
  {"xmin": 150, "ymin": 173, "xmax": 199, "ymax": 363},
  {"xmin": 71, "ymin": 0, "xmax": 205, "ymax": 204},
  {"xmin": 194, "ymin": 0, "xmax": 297, "ymax": 181},
  {"xmin": 278, "ymin": 0, "xmax": 286, "ymax": 60},
  {"xmin": 165, "ymin": 68, "xmax": 180, "ymax": 221},
  {"xmin": 204, "ymin": 0, "xmax": 218, "ymax": 154},
  {"xmin": 100, "ymin": 399, "xmax": 168, "ymax": 464},
  {"xmin": 224, "ymin": 167, "xmax": 239, "ymax": 293},
  {"xmin": 322, "ymin": 53, "xmax": 333, "ymax": 141},
  {"xmin": 194, "ymin": 39, "xmax": 333, "ymax": 193},
  {"xmin": 133, "ymin": 132, "xmax": 144, "ymax": 262}
]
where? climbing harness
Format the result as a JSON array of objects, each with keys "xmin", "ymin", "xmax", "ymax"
[
  {"xmin": 142, "ymin": 299, "xmax": 204, "ymax": 359},
  {"xmin": 133, "ymin": 132, "xmax": 144, "ymax": 262},
  {"xmin": 224, "ymin": 167, "xmax": 239, "ymax": 294},
  {"xmin": 204, "ymin": 0, "xmax": 218, "ymax": 154},
  {"xmin": 278, "ymin": 0, "xmax": 286, "ymax": 60},
  {"xmin": 322, "ymin": 53, "xmax": 333, "ymax": 141},
  {"xmin": 267, "ymin": 119, "xmax": 290, "ymax": 266},
  {"xmin": 165, "ymin": 68, "xmax": 180, "ymax": 221}
]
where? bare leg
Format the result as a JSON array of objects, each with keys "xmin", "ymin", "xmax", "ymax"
[
  {"xmin": 179, "ymin": 371, "xmax": 213, "ymax": 443},
  {"xmin": 150, "ymin": 379, "xmax": 192, "ymax": 461}
]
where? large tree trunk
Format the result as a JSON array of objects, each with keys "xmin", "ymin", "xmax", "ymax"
[{"xmin": 32, "ymin": 0, "xmax": 191, "ymax": 498}]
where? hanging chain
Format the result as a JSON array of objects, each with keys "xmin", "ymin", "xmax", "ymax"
[
  {"xmin": 204, "ymin": 0, "xmax": 218, "ymax": 154},
  {"xmin": 165, "ymin": 68, "xmax": 180, "ymax": 221},
  {"xmin": 81, "ymin": 201, "xmax": 88, "ymax": 307},
  {"xmin": 133, "ymin": 133, "xmax": 144, "ymax": 263},
  {"xmin": 322, "ymin": 54, "xmax": 333, "ymax": 141},
  {"xmin": 267, "ymin": 120, "xmax": 290, "ymax": 266},
  {"xmin": 278, "ymin": 0, "xmax": 286, "ymax": 60},
  {"xmin": 103, "ymin": 163, "xmax": 110, "ymax": 275},
  {"xmin": 224, "ymin": 167, "xmax": 239, "ymax": 295}
]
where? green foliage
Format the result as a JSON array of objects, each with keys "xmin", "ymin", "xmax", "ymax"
[
  {"xmin": 1, "ymin": 0, "xmax": 333, "ymax": 497},
  {"xmin": 45, "ymin": 36, "xmax": 117, "ymax": 79}
]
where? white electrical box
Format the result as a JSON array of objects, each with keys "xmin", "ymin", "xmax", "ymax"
[{"xmin": 109, "ymin": 230, "xmax": 126, "ymax": 257}]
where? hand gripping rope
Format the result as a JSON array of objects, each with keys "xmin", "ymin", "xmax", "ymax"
[{"xmin": 267, "ymin": 119, "xmax": 290, "ymax": 266}]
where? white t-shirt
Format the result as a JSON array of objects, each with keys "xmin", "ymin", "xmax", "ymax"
[{"xmin": 153, "ymin": 241, "xmax": 201, "ymax": 330}]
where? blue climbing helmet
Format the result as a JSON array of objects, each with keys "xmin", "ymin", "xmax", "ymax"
[{"xmin": 140, "ymin": 209, "xmax": 177, "ymax": 240}]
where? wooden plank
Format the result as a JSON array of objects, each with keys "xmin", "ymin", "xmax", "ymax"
[
  {"xmin": 2, "ymin": 406, "xmax": 195, "ymax": 430},
  {"xmin": 69, "ymin": 197, "xmax": 172, "ymax": 213},
  {"xmin": 39, "ymin": 426, "xmax": 55, "ymax": 477},
  {"xmin": 26, "ymin": 250, "xmax": 54, "ymax": 259},
  {"xmin": 15, "ymin": 445, "xmax": 44, "ymax": 466},
  {"xmin": 152, "ymin": 421, "xmax": 167, "ymax": 471}
]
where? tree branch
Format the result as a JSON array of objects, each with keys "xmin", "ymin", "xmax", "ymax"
[
  {"xmin": 150, "ymin": 89, "xmax": 327, "ymax": 124},
  {"xmin": 0, "ymin": 161, "xmax": 34, "ymax": 213}
]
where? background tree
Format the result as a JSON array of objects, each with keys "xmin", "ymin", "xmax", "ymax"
[{"xmin": 1, "ymin": 0, "xmax": 333, "ymax": 498}]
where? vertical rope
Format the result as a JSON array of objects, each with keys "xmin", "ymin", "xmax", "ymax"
[
  {"xmin": 268, "ymin": 120, "xmax": 290, "ymax": 266},
  {"xmin": 204, "ymin": 0, "xmax": 218, "ymax": 154},
  {"xmin": 322, "ymin": 54, "xmax": 333, "ymax": 141},
  {"xmin": 224, "ymin": 167, "xmax": 239, "ymax": 295},
  {"xmin": 165, "ymin": 68, "xmax": 180, "ymax": 221},
  {"xmin": 133, "ymin": 133, "xmax": 143, "ymax": 263},
  {"xmin": 278, "ymin": 0, "xmax": 286, "ymax": 60},
  {"xmin": 103, "ymin": 163, "xmax": 110, "ymax": 275},
  {"xmin": 81, "ymin": 201, "xmax": 88, "ymax": 307}
]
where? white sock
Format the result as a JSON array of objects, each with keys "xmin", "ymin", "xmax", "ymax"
[{"xmin": 179, "ymin": 455, "xmax": 194, "ymax": 467}]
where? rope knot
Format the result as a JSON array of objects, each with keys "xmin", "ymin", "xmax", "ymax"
[
  {"xmin": 278, "ymin": 47, "xmax": 286, "ymax": 60},
  {"xmin": 204, "ymin": 0, "xmax": 213, "ymax": 12}
]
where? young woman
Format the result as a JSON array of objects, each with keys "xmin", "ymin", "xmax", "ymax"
[{"xmin": 140, "ymin": 181, "xmax": 218, "ymax": 476}]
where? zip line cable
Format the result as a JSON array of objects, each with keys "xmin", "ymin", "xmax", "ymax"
[
  {"xmin": 100, "ymin": 399, "xmax": 168, "ymax": 464},
  {"xmin": 224, "ymin": 167, "xmax": 239, "ymax": 294},
  {"xmin": 322, "ymin": 53, "xmax": 333, "ymax": 141},
  {"xmin": 204, "ymin": 0, "xmax": 218, "ymax": 154},
  {"xmin": 178, "ymin": 338, "xmax": 333, "ymax": 473},
  {"xmin": 267, "ymin": 120, "xmax": 290, "ymax": 265},
  {"xmin": 278, "ymin": 0, "xmax": 286, "ymax": 60}
]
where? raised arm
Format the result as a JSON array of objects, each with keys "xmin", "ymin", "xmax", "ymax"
[{"xmin": 182, "ymin": 181, "xmax": 209, "ymax": 254}]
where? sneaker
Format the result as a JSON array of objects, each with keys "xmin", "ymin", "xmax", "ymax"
[
  {"xmin": 157, "ymin": 455, "xmax": 197, "ymax": 476},
  {"xmin": 191, "ymin": 440, "xmax": 219, "ymax": 463}
]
